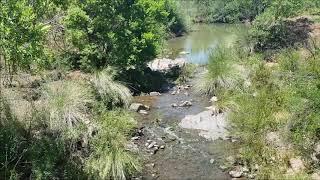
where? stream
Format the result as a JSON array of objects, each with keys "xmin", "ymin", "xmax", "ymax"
[{"xmin": 133, "ymin": 24, "xmax": 247, "ymax": 180}]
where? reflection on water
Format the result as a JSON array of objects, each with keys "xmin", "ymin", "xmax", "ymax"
[{"xmin": 166, "ymin": 24, "xmax": 248, "ymax": 64}]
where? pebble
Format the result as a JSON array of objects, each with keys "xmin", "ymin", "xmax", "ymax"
[
  {"xmin": 147, "ymin": 142, "xmax": 157, "ymax": 149},
  {"xmin": 139, "ymin": 110, "xmax": 149, "ymax": 115},
  {"xmin": 179, "ymin": 101, "xmax": 192, "ymax": 107},
  {"xmin": 171, "ymin": 103, "xmax": 178, "ymax": 107},
  {"xmin": 210, "ymin": 159, "xmax": 215, "ymax": 164},
  {"xmin": 131, "ymin": 136, "xmax": 140, "ymax": 140},
  {"xmin": 149, "ymin": 92, "xmax": 161, "ymax": 96},
  {"xmin": 160, "ymin": 145, "xmax": 165, "ymax": 149},
  {"xmin": 229, "ymin": 170, "xmax": 243, "ymax": 178}
]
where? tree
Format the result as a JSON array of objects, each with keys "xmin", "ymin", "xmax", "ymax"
[
  {"xmin": 64, "ymin": 0, "xmax": 184, "ymax": 71},
  {"xmin": 0, "ymin": 0, "xmax": 53, "ymax": 75}
]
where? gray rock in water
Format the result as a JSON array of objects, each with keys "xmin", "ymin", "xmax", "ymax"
[
  {"xmin": 210, "ymin": 159, "xmax": 215, "ymax": 164},
  {"xmin": 179, "ymin": 101, "xmax": 192, "ymax": 107},
  {"xmin": 160, "ymin": 145, "xmax": 165, "ymax": 149},
  {"xmin": 149, "ymin": 92, "xmax": 161, "ymax": 96},
  {"xmin": 130, "ymin": 103, "xmax": 149, "ymax": 112},
  {"xmin": 171, "ymin": 103, "xmax": 178, "ymax": 108},
  {"xmin": 139, "ymin": 110, "xmax": 149, "ymax": 115},
  {"xmin": 147, "ymin": 141, "xmax": 157, "ymax": 149}
]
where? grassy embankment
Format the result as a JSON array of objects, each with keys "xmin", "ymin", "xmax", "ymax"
[{"xmin": 196, "ymin": 1, "xmax": 320, "ymax": 178}]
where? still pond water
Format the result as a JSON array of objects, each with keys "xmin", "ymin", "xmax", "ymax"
[{"xmin": 166, "ymin": 23, "xmax": 248, "ymax": 64}]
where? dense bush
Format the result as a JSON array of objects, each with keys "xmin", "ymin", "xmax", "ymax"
[{"xmin": 64, "ymin": 0, "xmax": 186, "ymax": 71}]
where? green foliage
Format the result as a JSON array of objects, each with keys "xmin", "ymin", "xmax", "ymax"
[
  {"xmin": 0, "ymin": 0, "xmax": 51, "ymax": 73},
  {"xmin": 86, "ymin": 110, "xmax": 140, "ymax": 180},
  {"xmin": 193, "ymin": 0, "xmax": 270, "ymax": 23},
  {"xmin": 64, "ymin": 0, "xmax": 185, "ymax": 71}
]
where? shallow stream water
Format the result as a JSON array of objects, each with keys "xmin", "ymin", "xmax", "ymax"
[{"xmin": 134, "ymin": 24, "xmax": 248, "ymax": 180}]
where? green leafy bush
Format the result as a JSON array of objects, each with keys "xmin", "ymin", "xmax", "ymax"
[{"xmin": 64, "ymin": 0, "xmax": 185, "ymax": 71}]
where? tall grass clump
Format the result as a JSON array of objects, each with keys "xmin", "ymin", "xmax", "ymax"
[
  {"xmin": 42, "ymin": 80, "xmax": 94, "ymax": 136},
  {"xmin": 196, "ymin": 46, "xmax": 244, "ymax": 96},
  {"xmin": 92, "ymin": 70, "xmax": 132, "ymax": 108},
  {"xmin": 176, "ymin": 63, "xmax": 197, "ymax": 84},
  {"xmin": 86, "ymin": 110, "xmax": 140, "ymax": 180}
]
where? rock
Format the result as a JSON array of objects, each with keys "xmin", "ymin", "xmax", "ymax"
[
  {"xmin": 184, "ymin": 92, "xmax": 189, "ymax": 96},
  {"xmin": 145, "ymin": 143, "xmax": 149, "ymax": 147},
  {"xmin": 241, "ymin": 166, "xmax": 249, "ymax": 173},
  {"xmin": 149, "ymin": 92, "xmax": 161, "ymax": 96},
  {"xmin": 148, "ymin": 58, "xmax": 186, "ymax": 72},
  {"xmin": 266, "ymin": 131, "xmax": 285, "ymax": 148},
  {"xmin": 129, "ymin": 103, "xmax": 149, "ymax": 112},
  {"xmin": 313, "ymin": 144, "xmax": 320, "ymax": 162},
  {"xmin": 179, "ymin": 101, "xmax": 192, "ymax": 107},
  {"xmin": 231, "ymin": 138, "xmax": 238, "ymax": 143},
  {"xmin": 125, "ymin": 142, "xmax": 139, "ymax": 153},
  {"xmin": 312, "ymin": 172, "xmax": 320, "ymax": 180},
  {"xmin": 229, "ymin": 170, "xmax": 243, "ymax": 178},
  {"xmin": 147, "ymin": 142, "xmax": 157, "ymax": 149},
  {"xmin": 146, "ymin": 163, "xmax": 155, "ymax": 168},
  {"xmin": 131, "ymin": 136, "xmax": 140, "ymax": 140},
  {"xmin": 210, "ymin": 159, "xmax": 215, "ymax": 164},
  {"xmin": 183, "ymin": 85, "xmax": 191, "ymax": 90},
  {"xmin": 179, "ymin": 51, "xmax": 190, "ymax": 55},
  {"xmin": 138, "ymin": 110, "xmax": 149, "ymax": 115},
  {"xmin": 315, "ymin": 144, "xmax": 320, "ymax": 153},
  {"xmin": 289, "ymin": 157, "xmax": 305, "ymax": 172},
  {"xmin": 219, "ymin": 165, "xmax": 228, "ymax": 171},
  {"xmin": 171, "ymin": 91, "xmax": 176, "ymax": 95},
  {"xmin": 147, "ymin": 140, "xmax": 152, "ymax": 143},
  {"xmin": 210, "ymin": 96, "xmax": 218, "ymax": 102},
  {"xmin": 171, "ymin": 103, "xmax": 178, "ymax": 107},
  {"xmin": 150, "ymin": 147, "xmax": 159, "ymax": 155},
  {"xmin": 248, "ymin": 173, "xmax": 256, "ymax": 179},
  {"xmin": 160, "ymin": 145, "xmax": 165, "ymax": 149}
]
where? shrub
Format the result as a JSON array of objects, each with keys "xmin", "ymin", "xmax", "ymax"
[
  {"xmin": 196, "ymin": 47, "xmax": 243, "ymax": 96},
  {"xmin": 86, "ymin": 110, "xmax": 140, "ymax": 180},
  {"xmin": 92, "ymin": 70, "xmax": 132, "ymax": 108},
  {"xmin": 42, "ymin": 80, "xmax": 94, "ymax": 137}
]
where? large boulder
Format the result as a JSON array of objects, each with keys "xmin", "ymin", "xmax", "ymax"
[{"xmin": 148, "ymin": 58, "xmax": 186, "ymax": 72}]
